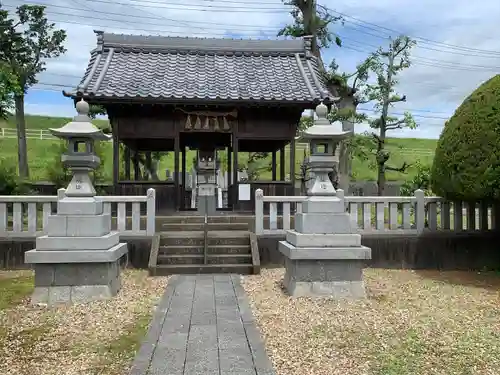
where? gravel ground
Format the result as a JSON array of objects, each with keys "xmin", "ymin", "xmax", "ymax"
[
  {"xmin": 243, "ymin": 268, "xmax": 500, "ymax": 375},
  {"xmin": 0, "ymin": 270, "xmax": 168, "ymax": 375}
]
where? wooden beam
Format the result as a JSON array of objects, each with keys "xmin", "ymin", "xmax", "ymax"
[
  {"xmin": 290, "ymin": 137, "xmax": 295, "ymax": 190},
  {"xmin": 174, "ymin": 133, "xmax": 180, "ymax": 211},
  {"xmin": 271, "ymin": 151, "xmax": 277, "ymax": 181},
  {"xmin": 181, "ymin": 146, "xmax": 186, "ymax": 210},
  {"xmin": 112, "ymin": 126, "xmax": 119, "ymax": 193},
  {"xmin": 280, "ymin": 147, "xmax": 285, "ymax": 181},
  {"xmin": 124, "ymin": 145, "xmax": 131, "ymax": 180},
  {"xmin": 232, "ymin": 133, "xmax": 239, "ymax": 209}
]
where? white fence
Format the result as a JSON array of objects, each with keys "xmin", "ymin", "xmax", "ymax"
[
  {"xmin": 0, "ymin": 188, "xmax": 156, "ymax": 238},
  {"xmin": 255, "ymin": 189, "xmax": 493, "ymax": 235},
  {"xmin": 0, "ymin": 128, "xmax": 57, "ymax": 140}
]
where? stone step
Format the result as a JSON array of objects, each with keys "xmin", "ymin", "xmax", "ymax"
[
  {"xmin": 157, "ymin": 216, "xmax": 251, "ymax": 225},
  {"xmin": 160, "ymin": 231, "xmax": 249, "ymax": 247},
  {"xmin": 162, "ymin": 222, "xmax": 249, "ymax": 232},
  {"xmin": 150, "ymin": 263, "xmax": 254, "ymax": 276},
  {"xmin": 159, "ymin": 245, "xmax": 251, "ymax": 255},
  {"xmin": 157, "ymin": 253, "xmax": 252, "ymax": 265}
]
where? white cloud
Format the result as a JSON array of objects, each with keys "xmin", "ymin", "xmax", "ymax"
[{"xmin": 6, "ymin": 0, "xmax": 500, "ymax": 139}]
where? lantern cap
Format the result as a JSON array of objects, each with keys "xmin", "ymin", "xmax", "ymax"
[
  {"xmin": 49, "ymin": 98, "xmax": 111, "ymax": 141},
  {"xmin": 299, "ymin": 101, "xmax": 350, "ymax": 141}
]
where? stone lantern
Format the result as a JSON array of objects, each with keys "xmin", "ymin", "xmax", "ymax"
[
  {"xmin": 25, "ymin": 99, "xmax": 128, "ymax": 306},
  {"xmin": 278, "ymin": 101, "xmax": 372, "ymax": 298}
]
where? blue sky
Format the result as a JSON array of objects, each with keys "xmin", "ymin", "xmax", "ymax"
[{"xmin": 6, "ymin": 0, "xmax": 500, "ymax": 139}]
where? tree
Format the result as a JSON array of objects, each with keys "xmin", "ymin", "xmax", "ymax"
[
  {"xmin": 279, "ymin": 0, "xmax": 373, "ymax": 190},
  {"xmin": 431, "ymin": 74, "xmax": 500, "ymax": 201},
  {"xmin": 0, "ymin": 62, "xmax": 20, "ymax": 119},
  {"xmin": 358, "ymin": 35, "xmax": 417, "ymax": 195},
  {"xmin": 1, "ymin": 5, "xmax": 67, "ymax": 179}
]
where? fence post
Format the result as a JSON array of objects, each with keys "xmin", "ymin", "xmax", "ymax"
[
  {"xmin": 336, "ymin": 188, "xmax": 345, "ymax": 211},
  {"xmin": 255, "ymin": 189, "xmax": 264, "ymax": 235},
  {"xmin": 146, "ymin": 188, "xmax": 156, "ymax": 236},
  {"xmin": 57, "ymin": 188, "xmax": 66, "ymax": 200},
  {"xmin": 414, "ymin": 189, "xmax": 425, "ymax": 233}
]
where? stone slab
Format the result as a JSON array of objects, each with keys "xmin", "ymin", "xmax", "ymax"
[
  {"xmin": 301, "ymin": 196, "xmax": 345, "ymax": 213},
  {"xmin": 128, "ymin": 274, "xmax": 276, "ymax": 375},
  {"xmin": 286, "ymin": 230, "xmax": 361, "ymax": 247},
  {"xmin": 30, "ymin": 283, "xmax": 119, "ymax": 305},
  {"xmin": 279, "ymin": 241, "xmax": 371, "ymax": 260},
  {"xmin": 25, "ymin": 242, "xmax": 127, "ymax": 264},
  {"xmin": 57, "ymin": 197, "xmax": 103, "ymax": 215},
  {"xmin": 295, "ymin": 212, "xmax": 355, "ymax": 234},
  {"xmin": 33, "ymin": 261, "xmax": 121, "ymax": 287},
  {"xmin": 35, "ymin": 231, "xmax": 120, "ymax": 250},
  {"xmin": 47, "ymin": 213, "xmax": 111, "ymax": 237},
  {"xmin": 283, "ymin": 279, "xmax": 367, "ymax": 298}
]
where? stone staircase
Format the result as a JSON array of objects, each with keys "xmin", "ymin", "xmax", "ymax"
[{"xmin": 149, "ymin": 216, "xmax": 259, "ymax": 275}]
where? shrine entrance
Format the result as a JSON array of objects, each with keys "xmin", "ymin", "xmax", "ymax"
[{"xmin": 179, "ymin": 132, "xmax": 231, "ymax": 212}]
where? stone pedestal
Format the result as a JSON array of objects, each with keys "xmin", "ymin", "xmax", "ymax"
[
  {"xmin": 279, "ymin": 195, "xmax": 371, "ymax": 298},
  {"xmin": 25, "ymin": 195, "xmax": 127, "ymax": 305}
]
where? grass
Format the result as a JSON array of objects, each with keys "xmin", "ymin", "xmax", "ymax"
[
  {"xmin": 0, "ymin": 114, "xmax": 438, "ymax": 183},
  {"xmin": 0, "ymin": 271, "xmax": 34, "ymax": 310},
  {"xmin": 243, "ymin": 268, "xmax": 500, "ymax": 375}
]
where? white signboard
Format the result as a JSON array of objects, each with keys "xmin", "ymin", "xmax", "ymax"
[{"xmin": 238, "ymin": 184, "xmax": 251, "ymax": 201}]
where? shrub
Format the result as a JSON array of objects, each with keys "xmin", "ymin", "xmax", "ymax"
[
  {"xmin": 400, "ymin": 160, "xmax": 433, "ymax": 196},
  {"xmin": 431, "ymin": 74, "xmax": 500, "ymax": 201},
  {"xmin": 0, "ymin": 158, "xmax": 29, "ymax": 195}
]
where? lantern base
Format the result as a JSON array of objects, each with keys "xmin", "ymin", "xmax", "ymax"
[{"xmin": 25, "ymin": 243, "xmax": 127, "ymax": 306}]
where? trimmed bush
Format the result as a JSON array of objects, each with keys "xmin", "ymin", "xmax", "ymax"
[
  {"xmin": 431, "ymin": 74, "xmax": 500, "ymax": 201},
  {"xmin": 0, "ymin": 158, "xmax": 29, "ymax": 195}
]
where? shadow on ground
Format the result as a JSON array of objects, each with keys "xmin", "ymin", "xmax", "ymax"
[{"xmin": 416, "ymin": 270, "xmax": 500, "ymax": 291}]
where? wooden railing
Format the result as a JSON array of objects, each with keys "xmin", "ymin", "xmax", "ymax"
[
  {"xmin": 0, "ymin": 188, "xmax": 156, "ymax": 238},
  {"xmin": 255, "ymin": 188, "xmax": 494, "ymax": 235}
]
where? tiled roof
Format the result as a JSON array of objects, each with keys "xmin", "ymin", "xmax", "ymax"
[{"xmin": 65, "ymin": 31, "xmax": 331, "ymax": 105}]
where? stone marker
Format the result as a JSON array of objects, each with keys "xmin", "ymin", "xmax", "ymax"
[
  {"xmin": 25, "ymin": 99, "xmax": 127, "ymax": 305},
  {"xmin": 279, "ymin": 101, "xmax": 372, "ymax": 298}
]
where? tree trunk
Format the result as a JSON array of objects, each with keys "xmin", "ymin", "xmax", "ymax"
[
  {"xmin": 14, "ymin": 94, "xmax": 29, "ymax": 179},
  {"xmin": 336, "ymin": 97, "xmax": 356, "ymax": 193}
]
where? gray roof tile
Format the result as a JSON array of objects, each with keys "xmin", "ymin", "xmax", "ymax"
[{"xmin": 67, "ymin": 31, "xmax": 331, "ymax": 104}]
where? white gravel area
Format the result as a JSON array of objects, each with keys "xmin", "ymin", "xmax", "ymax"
[
  {"xmin": 243, "ymin": 268, "xmax": 500, "ymax": 375},
  {"xmin": 0, "ymin": 270, "xmax": 168, "ymax": 375}
]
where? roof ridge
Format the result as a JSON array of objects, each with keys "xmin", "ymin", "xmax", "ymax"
[{"xmin": 93, "ymin": 30, "xmax": 308, "ymax": 54}]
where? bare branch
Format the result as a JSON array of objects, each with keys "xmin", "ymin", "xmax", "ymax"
[{"xmin": 385, "ymin": 162, "xmax": 410, "ymax": 172}]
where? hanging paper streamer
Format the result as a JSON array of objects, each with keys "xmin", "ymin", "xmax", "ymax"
[
  {"xmin": 176, "ymin": 108, "xmax": 238, "ymax": 131},
  {"xmin": 194, "ymin": 116, "xmax": 202, "ymax": 129},
  {"xmin": 185, "ymin": 115, "xmax": 192, "ymax": 129},
  {"xmin": 213, "ymin": 117, "xmax": 220, "ymax": 130},
  {"xmin": 223, "ymin": 117, "xmax": 230, "ymax": 130}
]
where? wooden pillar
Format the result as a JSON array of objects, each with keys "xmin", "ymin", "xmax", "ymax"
[
  {"xmin": 279, "ymin": 146, "xmax": 285, "ymax": 181},
  {"xmin": 232, "ymin": 133, "xmax": 239, "ymax": 209},
  {"xmin": 181, "ymin": 146, "xmax": 186, "ymax": 210},
  {"xmin": 271, "ymin": 151, "xmax": 277, "ymax": 181},
  {"xmin": 227, "ymin": 145, "xmax": 232, "ymax": 185},
  {"xmin": 290, "ymin": 137, "xmax": 295, "ymax": 192},
  {"xmin": 174, "ymin": 134, "xmax": 180, "ymax": 211},
  {"xmin": 112, "ymin": 130, "xmax": 119, "ymax": 193},
  {"xmin": 145, "ymin": 152, "xmax": 152, "ymax": 181},
  {"xmin": 133, "ymin": 150, "xmax": 140, "ymax": 181},
  {"xmin": 124, "ymin": 146, "xmax": 131, "ymax": 180}
]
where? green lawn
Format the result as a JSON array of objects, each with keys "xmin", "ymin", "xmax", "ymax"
[{"xmin": 0, "ymin": 114, "xmax": 438, "ymax": 182}]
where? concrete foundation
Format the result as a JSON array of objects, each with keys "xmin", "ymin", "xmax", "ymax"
[{"xmin": 31, "ymin": 259, "xmax": 122, "ymax": 304}]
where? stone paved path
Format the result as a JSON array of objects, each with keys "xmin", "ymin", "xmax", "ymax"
[{"xmin": 129, "ymin": 274, "xmax": 276, "ymax": 375}]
